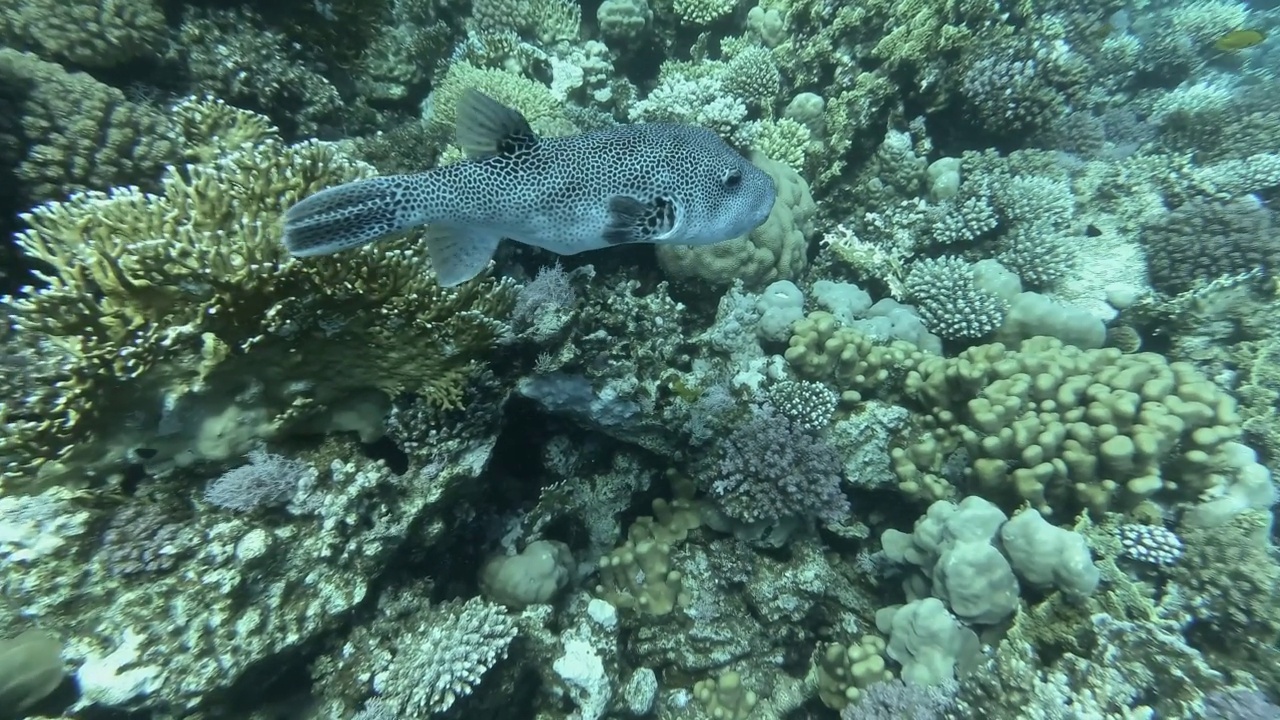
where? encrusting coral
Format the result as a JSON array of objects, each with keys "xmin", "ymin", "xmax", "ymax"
[{"xmin": 0, "ymin": 98, "xmax": 515, "ymax": 490}]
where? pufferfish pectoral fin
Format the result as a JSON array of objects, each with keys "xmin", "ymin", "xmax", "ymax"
[
  {"xmin": 455, "ymin": 89, "xmax": 540, "ymax": 158},
  {"xmin": 603, "ymin": 195, "xmax": 651, "ymax": 245},
  {"xmin": 422, "ymin": 225, "xmax": 503, "ymax": 287}
]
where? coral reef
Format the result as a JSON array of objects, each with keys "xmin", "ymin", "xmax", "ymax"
[{"xmin": 1, "ymin": 0, "xmax": 1279, "ymax": 717}]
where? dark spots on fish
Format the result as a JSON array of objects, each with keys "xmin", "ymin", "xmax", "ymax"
[
  {"xmin": 603, "ymin": 194, "xmax": 678, "ymax": 244},
  {"xmin": 647, "ymin": 195, "xmax": 677, "ymax": 236}
]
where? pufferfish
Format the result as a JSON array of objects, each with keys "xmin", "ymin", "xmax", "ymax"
[{"xmin": 282, "ymin": 90, "xmax": 777, "ymax": 286}]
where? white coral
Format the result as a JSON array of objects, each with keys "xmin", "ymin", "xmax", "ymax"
[
  {"xmin": 372, "ymin": 597, "xmax": 517, "ymax": 714},
  {"xmin": 75, "ymin": 630, "xmax": 162, "ymax": 709}
]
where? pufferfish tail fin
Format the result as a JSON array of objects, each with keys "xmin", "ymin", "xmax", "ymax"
[{"xmin": 282, "ymin": 175, "xmax": 429, "ymax": 257}]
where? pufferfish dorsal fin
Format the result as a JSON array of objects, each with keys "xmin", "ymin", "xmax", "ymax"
[{"xmin": 455, "ymin": 89, "xmax": 540, "ymax": 159}]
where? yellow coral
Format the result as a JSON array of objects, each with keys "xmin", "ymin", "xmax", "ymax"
[
  {"xmin": 656, "ymin": 151, "xmax": 815, "ymax": 288},
  {"xmin": 694, "ymin": 671, "xmax": 758, "ymax": 719},
  {"xmin": 0, "ymin": 100, "xmax": 515, "ymax": 489},
  {"xmin": 814, "ymin": 636, "xmax": 894, "ymax": 710},
  {"xmin": 594, "ymin": 481, "xmax": 700, "ymax": 615},
  {"xmin": 786, "ymin": 323, "xmax": 1247, "ymax": 514}
]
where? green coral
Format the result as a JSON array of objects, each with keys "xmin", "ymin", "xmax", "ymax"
[
  {"xmin": 0, "ymin": 100, "xmax": 515, "ymax": 489},
  {"xmin": 428, "ymin": 62, "xmax": 576, "ymax": 143},
  {"xmin": 768, "ymin": 0, "xmax": 1014, "ymax": 89},
  {"xmin": 1174, "ymin": 511, "xmax": 1280, "ymax": 647},
  {"xmin": 177, "ymin": 7, "xmax": 348, "ymax": 137},
  {"xmin": 741, "ymin": 117, "xmax": 813, "ymax": 173},
  {"xmin": 0, "ymin": 0, "xmax": 165, "ymax": 68},
  {"xmin": 470, "ymin": 0, "xmax": 581, "ymax": 44},
  {"xmin": 1234, "ymin": 332, "xmax": 1280, "ymax": 461},
  {"xmin": 0, "ymin": 48, "xmax": 179, "ymax": 205}
]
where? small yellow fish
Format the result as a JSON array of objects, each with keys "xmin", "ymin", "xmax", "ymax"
[{"xmin": 1214, "ymin": 28, "xmax": 1266, "ymax": 52}]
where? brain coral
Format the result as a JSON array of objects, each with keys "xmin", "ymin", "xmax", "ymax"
[{"xmin": 656, "ymin": 151, "xmax": 816, "ymax": 288}]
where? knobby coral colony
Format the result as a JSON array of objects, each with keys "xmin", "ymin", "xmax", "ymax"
[{"xmin": 1, "ymin": 0, "xmax": 1280, "ymax": 718}]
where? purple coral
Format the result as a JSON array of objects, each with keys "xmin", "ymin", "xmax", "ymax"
[
  {"xmin": 706, "ymin": 403, "xmax": 849, "ymax": 526},
  {"xmin": 203, "ymin": 448, "xmax": 311, "ymax": 512}
]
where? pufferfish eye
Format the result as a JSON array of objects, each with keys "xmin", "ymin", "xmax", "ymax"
[{"xmin": 723, "ymin": 168, "xmax": 743, "ymax": 188}]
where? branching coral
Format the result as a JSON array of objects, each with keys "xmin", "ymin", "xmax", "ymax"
[
  {"xmin": 700, "ymin": 402, "xmax": 849, "ymax": 528},
  {"xmin": 177, "ymin": 7, "xmax": 348, "ymax": 137},
  {"xmin": 959, "ymin": 40, "xmax": 1080, "ymax": 139},
  {"xmin": 1173, "ymin": 511, "xmax": 1280, "ymax": 645},
  {"xmin": 904, "ymin": 257, "xmax": 1008, "ymax": 340},
  {"xmin": 1140, "ymin": 197, "xmax": 1277, "ymax": 296},
  {"xmin": 0, "ymin": 100, "xmax": 515, "ymax": 488}
]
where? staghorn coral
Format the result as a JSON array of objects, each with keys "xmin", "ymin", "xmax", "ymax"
[
  {"xmin": 0, "ymin": 99, "xmax": 515, "ymax": 489},
  {"xmin": 368, "ymin": 595, "xmax": 518, "ymax": 715}
]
